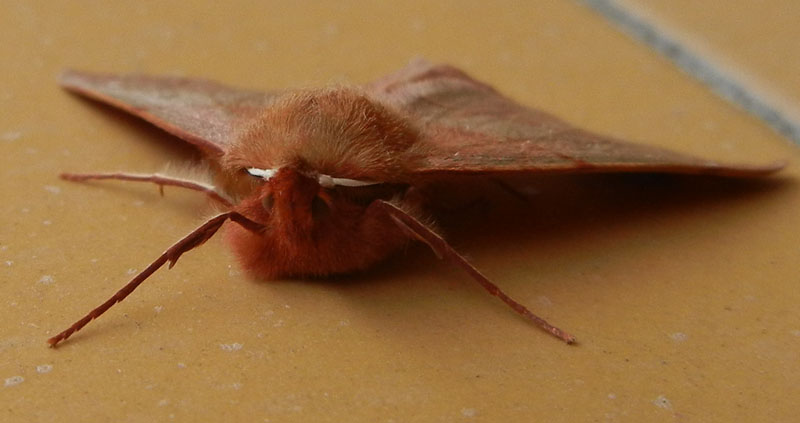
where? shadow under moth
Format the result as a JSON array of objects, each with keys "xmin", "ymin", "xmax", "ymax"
[{"xmin": 48, "ymin": 59, "xmax": 783, "ymax": 347}]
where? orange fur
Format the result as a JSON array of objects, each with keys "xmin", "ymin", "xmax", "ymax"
[
  {"xmin": 224, "ymin": 88, "xmax": 426, "ymax": 184},
  {"xmin": 221, "ymin": 89, "xmax": 428, "ymax": 277}
]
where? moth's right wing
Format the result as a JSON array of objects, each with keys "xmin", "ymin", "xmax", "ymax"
[
  {"xmin": 60, "ymin": 70, "xmax": 282, "ymax": 157},
  {"xmin": 367, "ymin": 59, "xmax": 783, "ymax": 179}
]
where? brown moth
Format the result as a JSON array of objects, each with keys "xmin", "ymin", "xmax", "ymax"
[{"xmin": 48, "ymin": 59, "xmax": 782, "ymax": 347}]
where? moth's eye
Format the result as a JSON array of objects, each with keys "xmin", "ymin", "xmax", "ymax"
[
  {"xmin": 261, "ymin": 193, "xmax": 274, "ymax": 211},
  {"xmin": 246, "ymin": 167, "xmax": 277, "ymax": 181}
]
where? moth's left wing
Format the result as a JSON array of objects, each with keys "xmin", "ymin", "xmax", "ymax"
[
  {"xmin": 60, "ymin": 70, "xmax": 281, "ymax": 157},
  {"xmin": 367, "ymin": 59, "xmax": 783, "ymax": 178}
]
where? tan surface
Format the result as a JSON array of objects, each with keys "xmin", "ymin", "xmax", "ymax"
[
  {"xmin": 1, "ymin": 1, "xmax": 798, "ymax": 422},
  {"xmin": 620, "ymin": 0, "xmax": 800, "ymax": 127}
]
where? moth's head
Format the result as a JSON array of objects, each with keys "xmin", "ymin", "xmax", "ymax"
[
  {"xmin": 233, "ymin": 165, "xmax": 403, "ymax": 238},
  {"xmin": 222, "ymin": 87, "xmax": 424, "ymax": 195}
]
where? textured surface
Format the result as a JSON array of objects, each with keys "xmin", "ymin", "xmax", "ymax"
[
  {"xmin": 621, "ymin": 0, "xmax": 800, "ymax": 110},
  {"xmin": 1, "ymin": 1, "xmax": 799, "ymax": 422},
  {"xmin": 613, "ymin": 0, "xmax": 800, "ymax": 142}
]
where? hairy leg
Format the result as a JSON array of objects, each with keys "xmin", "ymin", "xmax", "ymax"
[
  {"xmin": 375, "ymin": 200, "xmax": 576, "ymax": 344},
  {"xmin": 48, "ymin": 212, "xmax": 263, "ymax": 347}
]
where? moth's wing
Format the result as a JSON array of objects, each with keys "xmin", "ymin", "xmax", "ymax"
[
  {"xmin": 367, "ymin": 59, "xmax": 783, "ymax": 178},
  {"xmin": 60, "ymin": 70, "xmax": 281, "ymax": 157}
]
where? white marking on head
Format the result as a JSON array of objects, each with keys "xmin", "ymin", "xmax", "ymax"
[
  {"xmin": 247, "ymin": 167, "xmax": 379, "ymax": 187},
  {"xmin": 246, "ymin": 168, "xmax": 278, "ymax": 180},
  {"xmin": 317, "ymin": 174, "xmax": 379, "ymax": 188}
]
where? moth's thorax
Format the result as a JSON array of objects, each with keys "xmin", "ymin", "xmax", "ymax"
[{"xmin": 222, "ymin": 87, "xmax": 425, "ymax": 189}]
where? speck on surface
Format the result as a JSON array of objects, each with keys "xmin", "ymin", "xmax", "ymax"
[
  {"xmin": 461, "ymin": 408, "xmax": 477, "ymax": 418},
  {"xmin": 670, "ymin": 332, "xmax": 688, "ymax": 342},
  {"xmin": 654, "ymin": 395, "xmax": 673, "ymax": 410},
  {"xmin": 220, "ymin": 343, "xmax": 243, "ymax": 352},
  {"xmin": 1, "ymin": 131, "xmax": 22, "ymax": 141},
  {"xmin": 4, "ymin": 376, "xmax": 24, "ymax": 387}
]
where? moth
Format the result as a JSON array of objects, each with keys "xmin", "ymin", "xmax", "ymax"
[{"xmin": 48, "ymin": 59, "xmax": 782, "ymax": 347}]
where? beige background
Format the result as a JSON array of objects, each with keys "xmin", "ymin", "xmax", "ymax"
[
  {"xmin": 1, "ymin": 1, "xmax": 798, "ymax": 421},
  {"xmin": 619, "ymin": 0, "xmax": 800, "ymax": 124}
]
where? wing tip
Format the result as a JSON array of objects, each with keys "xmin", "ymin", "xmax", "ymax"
[
  {"xmin": 57, "ymin": 69, "xmax": 77, "ymax": 86},
  {"xmin": 602, "ymin": 159, "xmax": 787, "ymax": 177},
  {"xmin": 765, "ymin": 159, "xmax": 788, "ymax": 172},
  {"xmin": 713, "ymin": 159, "xmax": 787, "ymax": 176},
  {"xmin": 58, "ymin": 69, "xmax": 97, "ymax": 90}
]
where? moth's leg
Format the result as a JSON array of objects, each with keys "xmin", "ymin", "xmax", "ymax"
[
  {"xmin": 47, "ymin": 212, "xmax": 264, "ymax": 347},
  {"xmin": 375, "ymin": 200, "xmax": 576, "ymax": 344},
  {"xmin": 60, "ymin": 172, "xmax": 232, "ymax": 207}
]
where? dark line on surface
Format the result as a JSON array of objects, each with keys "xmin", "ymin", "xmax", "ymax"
[{"xmin": 578, "ymin": 0, "xmax": 800, "ymax": 145}]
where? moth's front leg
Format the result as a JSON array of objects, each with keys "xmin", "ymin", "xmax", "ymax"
[
  {"xmin": 373, "ymin": 199, "xmax": 576, "ymax": 344},
  {"xmin": 48, "ymin": 212, "xmax": 265, "ymax": 347}
]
